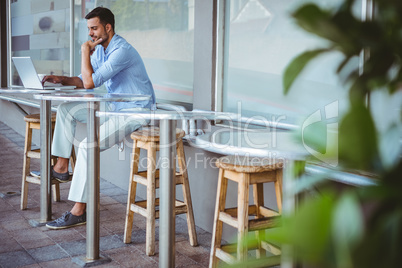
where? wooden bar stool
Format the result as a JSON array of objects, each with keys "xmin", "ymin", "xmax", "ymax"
[
  {"xmin": 21, "ymin": 113, "xmax": 76, "ymax": 210},
  {"xmin": 124, "ymin": 126, "xmax": 198, "ymax": 256},
  {"xmin": 209, "ymin": 155, "xmax": 283, "ymax": 267}
]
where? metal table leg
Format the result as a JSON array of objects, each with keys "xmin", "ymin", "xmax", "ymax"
[
  {"xmin": 87, "ymin": 101, "xmax": 100, "ymax": 260},
  {"xmin": 159, "ymin": 119, "xmax": 177, "ymax": 268},
  {"xmin": 39, "ymin": 99, "xmax": 52, "ymax": 223},
  {"xmin": 72, "ymin": 101, "xmax": 110, "ymax": 267}
]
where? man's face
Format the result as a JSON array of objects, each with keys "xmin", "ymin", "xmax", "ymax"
[{"xmin": 87, "ymin": 17, "xmax": 109, "ymax": 45}]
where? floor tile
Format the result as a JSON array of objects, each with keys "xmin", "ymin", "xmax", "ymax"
[{"xmin": 0, "ymin": 250, "xmax": 37, "ymax": 268}]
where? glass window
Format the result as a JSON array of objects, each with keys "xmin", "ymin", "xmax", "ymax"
[
  {"xmin": 74, "ymin": 0, "xmax": 194, "ymax": 104},
  {"xmin": 10, "ymin": 0, "xmax": 71, "ymax": 86},
  {"xmin": 221, "ymin": 0, "xmax": 360, "ymax": 123}
]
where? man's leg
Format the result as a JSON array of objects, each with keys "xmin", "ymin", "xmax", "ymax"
[
  {"xmin": 47, "ymin": 108, "xmax": 149, "ymax": 229},
  {"xmin": 71, "ymin": 202, "xmax": 86, "ymax": 216},
  {"xmin": 68, "ymin": 111, "xmax": 149, "ymax": 204},
  {"xmin": 52, "ymin": 102, "xmax": 88, "ymax": 174}
]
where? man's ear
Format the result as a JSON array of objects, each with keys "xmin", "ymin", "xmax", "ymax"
[{"xmin": 106, "ymin": 24, "xmax": 112, "ymax": 33}]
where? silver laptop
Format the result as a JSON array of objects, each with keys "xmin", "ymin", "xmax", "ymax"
[{"xmin": 12, "ymin": 57, "xmax": 76, "ymax": 90}]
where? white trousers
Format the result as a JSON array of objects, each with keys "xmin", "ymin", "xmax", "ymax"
[{"xmin": 51, "ymin": 101, "xmax": 149, "ymax": 203}]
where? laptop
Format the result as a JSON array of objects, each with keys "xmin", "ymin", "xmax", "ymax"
[{"xmin": 12, "ymin": 57, "xmax": 76, "ymax": 90}]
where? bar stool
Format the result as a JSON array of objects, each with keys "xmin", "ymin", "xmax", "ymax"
[
  {"xmin": 124, "ymin": 126, "xmax": 198, "ymax": 256},
  {"xmin": 209, "ymin": 155, "xmax": 283, "ymax": 267},
  {"xmin": 20, "ymin": 113, "xmax": 76, "ymax": 210}
]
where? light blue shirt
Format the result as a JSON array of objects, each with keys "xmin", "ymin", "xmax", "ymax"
[{"xmin": 80, "ymin": 34, "xmax": 155, "ymax": 111}]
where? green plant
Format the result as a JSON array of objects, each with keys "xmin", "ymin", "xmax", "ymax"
[
  {"xmin": 283, "ymin": 0, "xmax": 402, "ymax": 267},
  {"xmin": 229, "ymin": 0, "xmax": 402, "ymax": 267}
]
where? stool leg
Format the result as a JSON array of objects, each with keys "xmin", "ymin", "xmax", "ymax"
[
  {"xmin": 145, "ymin": 142, "xmax": 157, "ymax": 256},
  {"xmin": 177, "ymin": 140, "xmax": 198, "ymax": 246},
  {"xmin": 237, "ymin": 173, "xmax": 250, "ymax": 262},
  {"xmin": 253, "ymin": 183, "xmax": 265, "ymax": 258},
  {"xmin": 124, "ymin": 141, "xmax": 140, "ymax": 243},
  {"xmin": 209, "ymin": 169, "xmax": 228, "ymax": 268},
  {"xmin": 21, "ymin": 123, "xmax": 32, "ymax": 210},
  {"xmin": 275, "ymin": 169, "xmax": 283, "ymax": 214},
  {"xmin": 52, "ymin": 183, "xmax": 60, "ymax": 202}
]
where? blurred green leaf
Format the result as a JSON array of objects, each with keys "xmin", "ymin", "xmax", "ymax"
[
  {"xmin": 222, "ymin": 255, "xmax": 281, "ymax": 268},
  {"xmin": 292, "ymin": 4, "xmax": 344, "ymax": 43},
  {"xmin": 278, "ymin": 192, "xmax": 335, "ymax": 263},
  {"xmin": 276, "ymin": 0, "xmax": 402, "ymax": 267},
  {"xmin": 339, "ymin": 100, "xmax": 378, "ymax": 170},
  {"xmin": 283, "ymin": 49, "xmax": 329, "ymax": 94},
  {"xmin": 332, "ymin": 192, "xmax": 364, "ymax": 268}
]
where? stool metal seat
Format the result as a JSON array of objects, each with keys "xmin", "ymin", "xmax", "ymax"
[
  {"xmin": 210, "ymin": 155, "xmax": 283, "ymax": 267},
  {"xmin": 21, "ymin": 113, "xmax": 76, "ymax": 210},
  {"xmin": 124, "ymin": 126, "xmax": 198, "ymax": 256}
]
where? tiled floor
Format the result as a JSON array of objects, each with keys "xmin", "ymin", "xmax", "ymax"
[{"xmin": 0, "ymin": 121, "xmax": 212, "ymax": 268}]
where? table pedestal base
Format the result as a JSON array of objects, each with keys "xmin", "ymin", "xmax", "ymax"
[
  {"xmin": 28, "ymin": 219, "xmax": 49, "ymax": 227},
  {"xmin": 72, "ymin": 255, "xmax": 111, "ymax": 267}
]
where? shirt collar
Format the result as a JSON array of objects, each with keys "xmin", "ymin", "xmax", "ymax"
[{"xmin": 104, "ymin": 34, "xmax": 118, "ymax": 55}]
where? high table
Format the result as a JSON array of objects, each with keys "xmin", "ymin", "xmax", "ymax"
[
  {"xmin": 0, "ymin": 88, "xmax": 91, "ymax": 222},
  {"xmin": 33, "ymin": 92, "xmax": 151, "ymax": 266},
  {"xmin": 97, "ymin": 110, "xmax": 308, "ymax": 268}
]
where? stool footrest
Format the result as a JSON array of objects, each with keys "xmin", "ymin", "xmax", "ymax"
[
  {"xmin": 219, "ymin": 206, "xmax": 280, "ymax": 229},
  {"xmin": 27, "ymin": 150, "xmax": 41, "ymax": 159},
  {"xmin": 215, "ymin": 248, "xmax": 236, "ymax": 264},
  {"xmin": 249, "ymin": 217, "xmax": 280, "ymax": 231},
  {"xmin": 130, "ymin": 199, "xmax": 188, "ymax": 219},
  {"xmin": 134, "ymin": 171, "xmax": 184, "ymax": 188},
  {"xmin": 26, "ymin": 176, "xmax": 42, "ymax": 185},
  {"xmin": 222, "ymin": 206, "xmax": 279, "ymax": 218},
  {"xmin": 26, "ymin": 176, "xmax": 64, "ymax": 185},
  {"xmin": 130, "ymin": 202, "xmax": 151, "ymax": 218},
  {"xmin": 219, "ymin": 241, "xmax": 281, "ymax": 256},
  {"xmin": 219, "ymin": 212, "xmax": 238, "ymax": 228},
  {"xmin": 261, "ymin": 241, "xmax": 281, "ymax": 255},
  {"xmin": 259, "ymin": 206, "xmax": 280, "ymax": 218},
  {"xmin": 224, "ymin": 205, "xmax": 257, "ymax": 217}
]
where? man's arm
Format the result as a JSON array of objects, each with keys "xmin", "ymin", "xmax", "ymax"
[{"xmin": 81, "ymin": 38, "xmax": 103, "ymax": 89}]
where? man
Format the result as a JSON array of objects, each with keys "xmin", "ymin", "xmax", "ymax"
[{"xmin": 41, "ymin": 7, "xmax": 155, "ymax": 229}]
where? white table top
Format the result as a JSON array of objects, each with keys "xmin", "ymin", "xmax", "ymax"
[
  {"xmin": 97, "ymin": 110, "xmax": 240, "ymax": 120},
  {"xmin": 97, "ymin": 110, "xmax": 308, "ymax": 160},
  {"xmin": 0, "ymin": 87, "xmax": 92, "ymax": 94},
  {"xmin": 195, "ymin": 130, "xmax": 308, "ymax": 160},
  {"xmin": 34, "ymin": 92, "xmax": 151, "ymax": 102}
]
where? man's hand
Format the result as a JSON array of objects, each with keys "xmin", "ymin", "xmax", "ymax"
[
  {"xmin": 41, "ymin": 75, "xmax": 84, "ymax": 88},
  {"xmin": 81, "ymin": 38, "xmax": 103, "ymax": 56},
  {"xmin": 42, "ymin": 75, "xmax": 63, "ymax": 85}
]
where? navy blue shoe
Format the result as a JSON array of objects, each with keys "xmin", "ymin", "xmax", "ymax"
[
  {"xmin": 30, "ymin": 167, "xmax": 71, "ymax": 183},
  {"xmin": 46, "ymin": 211, "xmax": 86, "ymax": 229},
  {"xmin": 51, "ymin": 168, "xmax": 70, "ymax": 182}
]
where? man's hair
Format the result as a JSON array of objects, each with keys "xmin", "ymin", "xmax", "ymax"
[{"xmin": 85, "ymin": 7, "xmax": 115, "ymax": 31}]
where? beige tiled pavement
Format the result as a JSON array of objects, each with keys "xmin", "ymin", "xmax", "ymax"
[{"xmin": 0, "ymin": 121, "xmax": 212, "ymax": 268}]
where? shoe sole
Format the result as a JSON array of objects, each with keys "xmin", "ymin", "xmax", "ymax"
[
  {"xmin": 46, "ymin": 221, "xmax": 86, "ymax": 230},
  {"xmin": 30, "ymin": 172, "xmax": 73, "ymax": 180},
  {"xmin": 53, "ymin": 176, "xmax": 72, "ymax": 183}
]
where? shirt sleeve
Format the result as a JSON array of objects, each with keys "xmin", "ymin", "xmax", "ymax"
[{"xmin": 92, "ymin": 48, "xmax": 131, "ymax": 88}]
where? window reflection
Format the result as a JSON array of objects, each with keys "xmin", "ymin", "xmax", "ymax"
[
  {"xmin": 222, "ymin": 0, "xmax": 357, "ymax": 122},
  {"xmin": 10, "ymin": 0, "xmax": 71, "ymax": 86}
]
